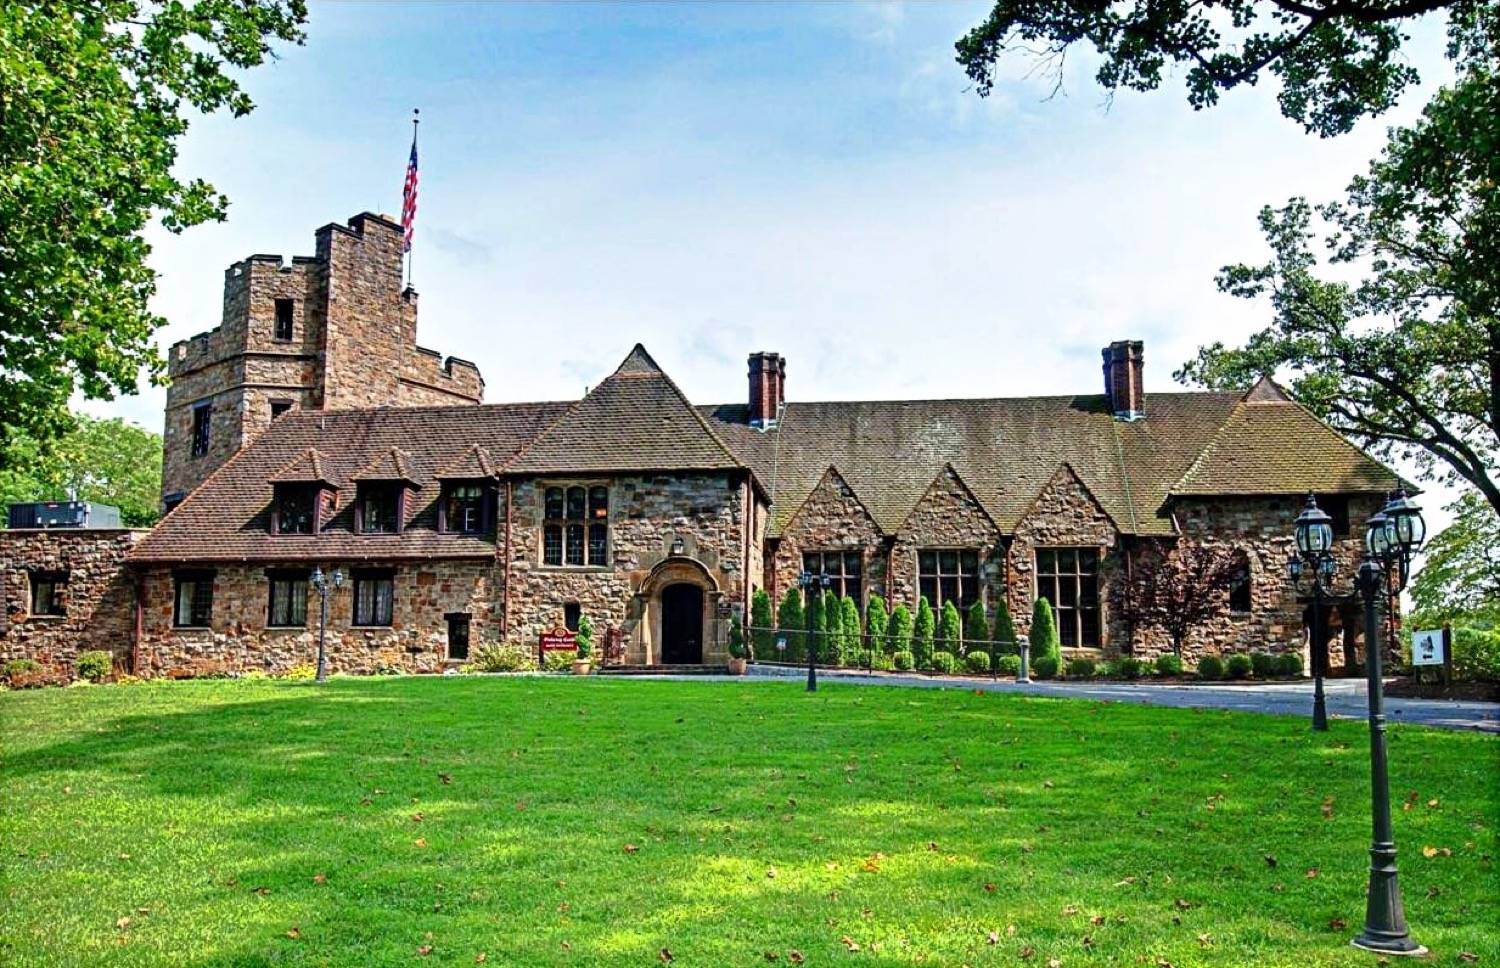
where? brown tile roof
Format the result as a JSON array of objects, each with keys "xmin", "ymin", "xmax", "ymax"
[
  {"xmin": 131, "ymin": 403, "xmax": 570, "ymax": 563},
  {"xmin": 701, "ymin": 393, "xmax": 1244, "ymax": 537},
  {"xmin": 435, "ymin": 445, "xmax": 497, "ymax": 480},
  {"xmin": 504, "ymin": 345, "xmax": 743, "ymax": 475},
  {"xmin": 270, "ymin": 448, "xmax": 334, "ymax": 485},
  {"xmin": 1170, "ymin": 400, "xmax": 1400, "ymax": 496},
  {"xmin": 351, "ymin": 448, "xmax": 418, "ymax": 484}
]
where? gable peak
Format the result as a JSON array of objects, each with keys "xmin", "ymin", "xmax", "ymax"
[{"xmin": 613, "ymin": 344, "xmax": 664, "ymax": 378}]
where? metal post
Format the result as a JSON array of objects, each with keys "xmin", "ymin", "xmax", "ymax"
[
  {"xmin": 316, "ymin": 581, "xmax": 329, "ymax": 683},
  {"xmin": 1351, "ymin": 559, "xmax": 1423, "ymax": 956},
  {"xmin": 805, "ymin": 594, "xmax": 817, "ymax": 693},
  {"xmin": 1311, "ymin": 582, "xmax": 1328, "ymax": 731},
  {"xmin": 1018, "ymin": 635, "xmax": 1031, "ymax": 684}
]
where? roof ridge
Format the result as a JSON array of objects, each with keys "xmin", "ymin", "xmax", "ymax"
[{"xmin": 1169, "ymin": 402, "xmax": 1245, "ymax": 496}]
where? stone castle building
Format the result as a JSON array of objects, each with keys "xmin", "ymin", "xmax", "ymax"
[{"xmin": 2, "ymin": 212, "xmax": 1401, "ymax": 677}]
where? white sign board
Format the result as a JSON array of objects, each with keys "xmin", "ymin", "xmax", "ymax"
[{"xmin": 1411, "ymin": 629, "xmax": 1445, "ymax": 666}]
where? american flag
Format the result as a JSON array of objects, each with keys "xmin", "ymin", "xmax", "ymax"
[{"xmin": 401, "ymin": 136, "xmax": 419, "ymax": 253}]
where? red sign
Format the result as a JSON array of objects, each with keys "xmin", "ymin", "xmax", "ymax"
[{"xmin": 539, "ymin": 626, "xmax": 577, "ymax": 652}]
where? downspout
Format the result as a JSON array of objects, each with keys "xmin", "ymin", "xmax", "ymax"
[
  {"xmin": 130, "ymin": 568, "xmax": 145, "ymax": 676},
  {"xmin": 501, "ymin": 480, "xmax": 513, "ymax": 638}
]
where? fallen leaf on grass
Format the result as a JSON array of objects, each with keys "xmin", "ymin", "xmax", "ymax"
[
  {"xmin": 624, "ymin": 844, "xmax": 639, "ymax": 853},
  {"xmin": 927, "ymin": 841, "xmax": 940, "ymax": 851},
  {"xmin": 766, "ymin": 867, "xmax": 778, "ymax": 879},
  {"xmin": 1089, "ymin": 916, "xmax": 1104, "ymax": 926},
  {"xmin": 1306, "ymin": 868, "xmax": 1319, "ymax": 879},
  {"xmin": 417, "ymin": 944, "xmax": 433, "ymax": 956},
  {"xmin": 116, "ymin": 917, "xmax": 130, "ymax": 930},
  {"xmin": 1329, "ymin": 918, "xmax": 1347, "ymax": 930},
  {"xmin": 983, "ymin": 882, "xmax": 996, "ymax": 892},
  {"xmin": 1427, "ymin": 798, "xmax": 1439, "ymax": 808},
  {"xmin": 1173, "ymin": 899, "xmax": 1193, "ymax": 911},
  {"xmin": 764, "ymin": 954, "xmax": 779, "ymax": 962},
  {"xmin": 412, "ymin": 812, "xmax": 424, "ymax": 823},
  {"xmin": 1264, "ymin": 855, "xmax": 1277, "ymax": 868},
  {"xmin": 414, "ymin": 838, "xmax": 428, "ymax": 848},
  {"xmin": 788, "ymin": 951, "xmax": 805, "ymax": 964},
  {"xmin": 252, "ymin": 887, "xmax": 271, "ymax": 896},
  {"xmin": 313, "ymin": 874, "xmax": 326, "ymax": 884},
  {"xmin": 1020, "ymin": 947, "xmax": 1035, "ymax": 959},
  {"xmin": 659, "ymin": 948, "xmax": 673, "ymax": 962},
  {"xmin": 986, "ymin": 931, "xmax": 999, "ymax": 945},
  {"xmin": 839, "ymin": 935, "xmax": 861, "ymax": 952},
  {"xmin": 1322, "ymin": 797, "xmax": 1334, "ymax": 820},
  {"xmin": 1458, "ymin": 952, "xmax": 1478, "ymax": 963},
  {"xmin": 286, "ymin": 927, "xmax": 301, "ymax": 940},
  {"xmin": 1113, "ymin": 876, "xmax": 1138, "ymax": 886},
  {"xmin": 1062, "ymin": 905, "xmax": 1078, "ymax": 916},
  {"xmin": 1196, "ymin": 933, "xmax": 1212, "ymax": 947},
  {"xmin": 475, "ymin": 954, "xmax": 487, "ymax": 964},
  {"xmin": 439, "ymin": 773, "xmax": 452, "ymax": 785}
]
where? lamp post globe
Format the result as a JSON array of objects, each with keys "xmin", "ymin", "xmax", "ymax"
[
  {"xmin": 1289, "ymin": 493, "xmax": 1336, "ymax": 731},
  {"xmin": 1294, "ymin": 493, "xmax": 1335, "ymax": 557}
]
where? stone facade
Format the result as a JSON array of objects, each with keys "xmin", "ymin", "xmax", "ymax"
[
  {"xmin": 0, "ymin": 529, "xmax": 144, "ymax": 673},
  {"xmin": 1007, "ymin": 465, "xmax": 1120, "ymax": 647},
  {"xmin": 161, "ymin": 213, "xmax": 483, "ymax": 503},
  {"xmin": 771, "ymin": 468, "xmax": 884, "ymax": 608}
]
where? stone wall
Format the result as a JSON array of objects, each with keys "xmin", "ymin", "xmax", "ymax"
[
  {"xmin": 135, "ymin": 559, "xmax": 497, "ymax": 677},
  {"xmin": 888, "ymin": 466, "xmax": 1004, "ymax": 615},
  {"xmin": 0, "ymin": 530, "xmax": 144, "ymax": 672},
  {"xmin": 503, "ymin": 473, "xmax": 747, "ymax": 663},
  {"xmin": 771, "ymin": 468, "xmax": 884, "ymax": 609}
]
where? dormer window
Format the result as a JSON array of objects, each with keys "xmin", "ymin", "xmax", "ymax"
[
  {"xmin": 273, "ymin": 484, "xmax": 319, "ymax": 535},
  {"xmin": 357, "ymin": 483, "xmax": 403, "ymax": 534},
  {"xmin": 441, "ymin": 482, "xmax": 488, "ymax": 535}
]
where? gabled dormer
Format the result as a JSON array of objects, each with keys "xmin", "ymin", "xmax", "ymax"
[
  {"xmin": 269, "ymin": 448, "xmax": 337, "ymax": 536},
  {"xmin": 351, "ymin": 448, "xmax": 420, "ymax": 535},
  {"xmin": 435, "ymin": 445, "xmax": 497, "ymax": 535}
]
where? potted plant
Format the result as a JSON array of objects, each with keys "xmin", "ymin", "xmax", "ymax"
[
  {"xmin": 572, "ymin": 614, "xmax": 594, "ymax": 675},
  {"xmin": 727, "ymin": 611, "xmax": 749, "ymax": 675}
]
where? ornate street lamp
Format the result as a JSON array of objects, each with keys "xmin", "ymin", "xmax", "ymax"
[
  {"xmin": 1349, "ymin": 490, "xmax": 1426, "ymax": 956},
  {"xmin": 1286, "ymin": 494, "xmax": 1341, "ymax": 730},
  {"xmin": 310, "ymin": 566, "xmax": 345, "ymax": 683},
  {"xmin": 798, "ymin": 570, "xmax": 832, "ymax": 693}
]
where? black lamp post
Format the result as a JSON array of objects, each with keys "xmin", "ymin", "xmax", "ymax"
[
  {"xmin": 799, "ymin": 570, "xmax": 831, "ymax": 692},
  {"xmin": 1349, "ymin": 489, "xmax": 1426, "ymax": 956},
  {"xmin": 1287, "ymin": 493, "xmax": 1338, "ymax": 731},
  {"xmin": 310, "ymin": 566, "xmax": 345, "ymax": 683}
]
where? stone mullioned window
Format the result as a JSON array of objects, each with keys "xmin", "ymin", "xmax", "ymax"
[
  {"xmin": 1035, "ymin": 547, "xmax": 1100, "ymax": 648},
  {"xmin": 542, "ymin": 485, "xmax": 609, "ymax": 567},
  {"xmin": 353, "ymin": 568, "xmax": 395, "ymax": 626},
  {"xmin": 267, "ymin": 570, "xmax": 309, "ymax": 627},
  {"xmin": 802, "ymin": 551, "xmax": 862, "ymax": 604},
  {"xmin": 918, "ymin": 549, "xmax": 981, "ymax": 612},
  {"xmin": 174, "ymin": 570, "xmax": 215, "ymax": 628}
]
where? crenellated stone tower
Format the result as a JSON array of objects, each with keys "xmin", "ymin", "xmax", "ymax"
[{"xmin": 160, "ymin": 213, "xmax": 484, "ymax": 509}]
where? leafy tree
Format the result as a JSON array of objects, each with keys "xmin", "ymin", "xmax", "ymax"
[
  {"xmin": 777, "ymin": 586, "xmax": 805, "ymax": 662},
  {"xmin": 1411, "ymin": 490, "xmax": 1500, "ymax": 624},
  {"xmin": 840, "ymin": 595, "xmax": 862, "ymax": 665},
  {"xmin": 1178, "ymin": 67, "xmax": 1500, "ymax": 518},
  {"xmin": 956, "ymin": 1, "xmax": 1490, "ymax": 137},
  {"xmin": 964, "ymin": 601, "xmax": 990, "ymax": 654},
  {"xmin": 0, "ymin": 0, "xmax": 308, "ymax": 456},
  {"xmin": 750, "ymin": 589, "xmax": 775, "ymax": 658},
  {"xmin": 0, "ymin": 415, "xmax": 162, "ymax": 527},
  {"xmin": 1112, "ymin": 542, "xmax": 1242, "ymax": 658},
  {"xmin": 992, "ymin": 597, "xmax": 1018, "ymax": 654},
  {"xmin": 865, "ymin": 594, "xmax": 890, "ymax": 650},
  {"xmin": 938, "ymin": 600, "xmax": 963, "ymax": 656},
  {"xmin": 913, "ymin": 596, "xmax": 937, "ymax": 669},
  {"xmin": 887, "ymin": 603, "xmax": 914, "ymax": 656},
  {"xmin": 1029, "ymin": 597, "xmax": 1059, "ymax": 661}
]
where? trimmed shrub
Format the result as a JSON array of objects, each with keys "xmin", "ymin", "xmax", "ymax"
[
  {"xmin": 929, "ymin": 651, "xmax": 959, "ymax": 674},
  {"xmin": 807, "ymin": 590, "xmax": 828, "ymax": 663},
  {"xmin": 1066, "ymin": 657, "xmax": 1097, "ymax": 679},
  {"xmin": 992, "ymin": 598, "xmax": 1019, "ymax": 655},
  {"xmin": 1226, "ymin": 653, "xmax": 1253, "ymax": 680},
  {"xmin": 1272, "ymin": 652, "xmax": 1304, "ymax": 678},
  {"xmin": 542, "ymin": 649, "xmax": 577, "ymax": 672},
  {"xmin": 995, "ymin": 653, "xmax": 1022, "ymax": 677},
  {"xmin": 938, "ymin": 600, "xmax": 962, "ymax": 656},
  {"xmin": 892, "ymin": 650, "xmax": 916, "ymax": 671},
  {"xmin": 74, "ymin": 651, "xmax": 112, "ymax": 682},
  {"xmin": 751, "ymin": 589, "xmax": 775, "ymax": 658},
  {"xmin": 964, "ymin": 602, "xmax": 990, "ymax": 655},
  {"xmin": 727, "ymin": 612, "xmax": 748, "ymax": 660},
  {"xmin": 865, "ymin": 595, "xmax": 889, "ymax": 651},
  {"xmin": 840, "ymin": 595, "xmax": 862, "ymax": 665},
  {"xmin": 777, "ymin": 587, "xmax": 805, "ymax": 662},
  {"xmin": 913, "ymin": 597, "xmax": 936, "ymax": 670},
  {"xmin": 1114, "ymin": 656, "xmax": 1144, "ymax": 680},
  {"xmin": 887, "ymin": 604, "xmax": 913, "ymax": 656},
  {"xmin": 1030, "ymin": 598, "xmax": 1059, "ymax": 660},
  {"xmin": 1032, "ymin": 655, "xmax": 1060, "ymax": 680},
  {"xmin": 1154, "ymin": 653, "xmax": 1184, "ymax": 677},
  {"xmin": 1197, "ymin": 655, "xmax": 1226, "ymax": 680},
  {"xmin": 5, "ymin": 658, "xmax": 41, "ymax": 679},
  {"xmin": 965, "ymin": 651, "xmax": 992, "ymax": 674},
  {"xmin": 575, "ymin": 614, "xmax": 595, "ymax": 660},
  {"xmin": 1250, "ymin": 651, "xmax": 1276, "ymax": 679},
  {"xmin": 465, "ymin": 643, "xmax": 538, "ymax": 673}
]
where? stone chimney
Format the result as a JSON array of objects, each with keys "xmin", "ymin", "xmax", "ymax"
[
  {"xmin": 1101, "ymin": 340, "xmax": 1145, "ymax": 420},
  {"xmin": 748, "ymin": 352, "xmax": 785, "ymax": 429}
]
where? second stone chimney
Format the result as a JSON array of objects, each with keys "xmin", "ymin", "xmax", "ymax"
[
  {"xmin": 748, "ymin": 352, "xmax": 785, "ymax": 429},
  {"xmin": 1101, "ymin": 340, "xmax": 1145, "ymax": 420}
]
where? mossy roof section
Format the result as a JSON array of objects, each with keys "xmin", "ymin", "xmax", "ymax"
[
  {"xmin": 131, "ymin": 403, "xmax": 570, "ymax": 563},
  {"xmin": 1170, "ymin": 400, "xmax": 1400, "ymax": 496},
  {"xmin": 504, "ymin": 345, "xmax": 744, "ymax": 475},
  {"xmin": 704, "ymin": 392, "xmax": 1244, "ymax": 538},
  {"xmin": 350, "ymin": 447, "xmax": 417, "ymax": 484}
]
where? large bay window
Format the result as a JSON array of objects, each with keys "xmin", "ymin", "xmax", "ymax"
[
  {"xmin": 542, "ymin": 485, "xmax": 608, "ymax": 567},
  {"xmin": 1035, "ymin": 548, "xmax": 1100, "ymax": 648}
]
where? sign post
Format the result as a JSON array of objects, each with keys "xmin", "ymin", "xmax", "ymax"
[
  {"xmin": 539, "ymin": 626, "xmax": 578, "ymax": 666},
  {"xmin": 1410, "ymin": 626, "xmax": 1452, "ymax": 688}
]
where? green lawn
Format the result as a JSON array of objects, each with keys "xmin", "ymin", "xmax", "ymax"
[{"xmin": 1, "ymin": 678, "xmax": 1495, "ymax": 967}]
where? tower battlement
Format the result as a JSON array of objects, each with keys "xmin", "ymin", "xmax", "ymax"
[{"xmin": 160, "ymin": 213, "xmax": 485, "ymax": 509}]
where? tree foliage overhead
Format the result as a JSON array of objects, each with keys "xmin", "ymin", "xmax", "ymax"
[
  {"xmin": 0, "ymin": 414, "xmax": 163, "ymax": 527},
  {"xmin": 1177, "ymin": 62, "xmax": 1500, "ymax": 517},
  {"xmin": 1410, "ymin": 489, "xmax": 1500, "ymax": 620},
  {"xmin": 0, "ymin": 0, "xmax": 307, "ymax": 456},
  {"xmin": 956, "ymin": 1, "xmax": 1492, "ymax": 137}
]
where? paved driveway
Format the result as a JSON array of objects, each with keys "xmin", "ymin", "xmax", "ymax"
[{"xmin": 730, "ymin": 665, "xmax": 1500, "ymax": 733}]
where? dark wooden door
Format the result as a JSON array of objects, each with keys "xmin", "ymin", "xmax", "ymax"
[
  {"xmin": 661, "ymin": 584, "xmax": 703, "ymax": 665},
  {"xmin": 446, "ymin": 613, "xmax": 471, "ymax": 661}
]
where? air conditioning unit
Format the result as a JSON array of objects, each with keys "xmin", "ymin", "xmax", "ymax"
[{"xmin": 6, "ymin": 502, "xmax": 123, "ymax": 529}]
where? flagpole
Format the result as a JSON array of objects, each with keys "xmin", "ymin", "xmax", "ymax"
[{"xmin": 404, "ymin": 108, "xmax": 419, "ymax": 290}]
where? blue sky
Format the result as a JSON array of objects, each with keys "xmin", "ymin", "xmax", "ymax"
[{"xmin": 100, "ymin": 0, "xmax": 1455, "ymax": 518}]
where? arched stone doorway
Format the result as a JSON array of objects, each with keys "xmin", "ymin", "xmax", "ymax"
[
  {"xmin": 637, "ymin": 556, "xmax": 721, "ymax": 665},
  {"xmin": 660, "ymin": 584, "xmax": 704, "ymax": 664}
]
